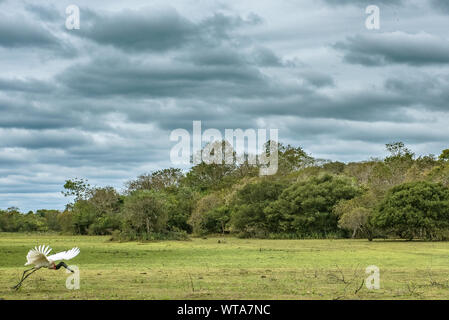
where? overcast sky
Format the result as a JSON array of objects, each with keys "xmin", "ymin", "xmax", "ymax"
[{"xmin": 1, "ymin": 0, "xmax": 448, "ymax": 211}]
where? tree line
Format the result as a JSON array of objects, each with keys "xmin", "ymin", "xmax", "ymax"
[{"xmin": 2, "ymin": 142, "xmax": 449, "ymax": 241}]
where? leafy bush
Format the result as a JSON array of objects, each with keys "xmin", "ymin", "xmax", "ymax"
[
  {"xmin": 265, "ymin": 174, "xmax": 360, "ymax": 236},
  {"xmin": 372, "ymin": 181, "xmax": 449, "ymax": 240},
  {"xmin": 122, "ymin": 190, "xmax": 169, "ymax": 235},
  {"xmin": 165, "ymin": 187, "xmax": 196, "ymax": 233},
  {"xmin": 0, "ymin": 208, "xmax": 47, "ymax": 232},
  {"xmin": 189, "ymin": 193, "xmax": 224, "ymax": 235},
  {"xmin": 230, "ymin": 179, "xmax": 287, "ymax": 236}
]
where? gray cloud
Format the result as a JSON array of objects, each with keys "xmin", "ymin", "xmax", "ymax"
[
  {"xmin": 252, "ymin": 47, "xmax": 284, "ymax": 67},
  {"xmin": 334, "ymin": 32, "xmax": 449, "ymax": 66},
  {"xmin": 74, "ymin": 7, "xmax": 196, "ymax": 52},
  {"xmin": 301, "ymin": 71, "xmax": 335, "ymax": 88},
  {"xmin": 25, "ymin": 3, "xmax": 62, "ymax": 21},
  {"xmin": 0, "ymin": 129, "xmax": 92, "ymax": 149},
  {"xmin": 72, "ymin": 8, "xmax": 261, "ymax": 53},
  {"xmin": 56, "ymin": 53, "xmax": 282, "ymax": 100},
  {"xmin": 0, "ymin": 17, "xmax": 58, "ymax": 48},
  {"xmin": 0, "ymin": 77, "xmax": 53, "ymax": 93},
  {"xmin": 431, "ymin": 0, "xmax": 449, "ymax": 13}
]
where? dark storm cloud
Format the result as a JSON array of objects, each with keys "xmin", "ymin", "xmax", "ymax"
[
  {"xmin": 72, "ymin": 8, "xmax": 261, "ymax": 53},
  {"xmin": 56, "ymin": 54, "xmax": 283, "ymax": 99},
  {"xmin": 0, "ymin": 77, "xmax": 53, "ymax": 93},
  {"xmin": 0, "ymin": 11, "xmax": 76, "ymax": 57},
  {"xmin": 334, "ymin": 32, "xmax": 449, "ymax": 66},
  {"xmin": 0, "ymin": 97, "xmax": 82, "ymax": 130},
  {"xmin": 0, "ymin": 14, "xmax": 59, "ymax": 48},
  {"xmin": 74, "ymin": 7, "xmax": 196, "ymax": 52}
]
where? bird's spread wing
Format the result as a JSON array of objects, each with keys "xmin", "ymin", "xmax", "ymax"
[
  {"xmin": 47, "ymin": 247, "xmax": 80, "ymax": 262},
  {"xmin": 25, "ymin": 245, "xmax": 51, "ymax": 266}
]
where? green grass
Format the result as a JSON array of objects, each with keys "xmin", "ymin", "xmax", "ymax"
[{"xmin": 1, "ymin": 233, "xmax": 449, "ymax": 299}]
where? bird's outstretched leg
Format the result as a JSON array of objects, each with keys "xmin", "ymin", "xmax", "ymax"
[
  {"xmin": 14, "ymin": 267, "xmax": 34, "ymax": 286},
  {"xmin": 12, "ymin": 268, "xmax": 38, "ymax": 290},
  {"xmin": 55, "ymin": 262, "xmax": 74, "ymax": 273}
]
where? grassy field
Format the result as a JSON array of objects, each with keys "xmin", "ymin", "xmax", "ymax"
[{"xmin": 1, "ymin": 233, "xmax": 449, "ymax": 300}]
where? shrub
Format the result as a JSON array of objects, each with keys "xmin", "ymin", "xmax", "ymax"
[
  {"xmin": 230, "ymin": 179, "xmax": 287, "ymax": 236},
  {"xmin": 188, "ymin": 193, "xmax": 224, "ymax": 235},
  {"xmin": 372, "ymin": 181, "xmax": 449, "ymax": 240},
  {"xmin": 265, "ymin": 174, "xmax": 360, "ymax": 236},
  {"xmin": 122, "ymin": 190, "xmax": 168, "ymax": 234}
]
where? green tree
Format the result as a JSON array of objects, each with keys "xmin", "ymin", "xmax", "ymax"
[
  {"xmin": 322, "ymin": 161, "xmax": 346, "ymax": 175},
  {"xmin": 334, "ymin": 191, "xmax": 378, "ymax": 240},
  {"xmin": 188, "ymin": 193, "xmax": 224, "ymax": 235},
  {"xmin": 62, "ymin": 178, "xmax": 91, "ymax": 204},
  {"xmin": 165, "ymin": 187, "xmax": 196, "ymax": 233},
  {"xmin": 274, "ymin": 143, "xmax": 313, "ymax": 175},
  {"xmin": 439, "ymin": 149, "xmax": 449, "ymax": 162},
  {"xmin": 182, "ymin": 162, "xmax": 236, "ymax": 192},
  {"xmin": 427, "ymin": 161, "xmax": 449, "ymax": 187},
  {"xmin": 265, "ymin": 174, "xmax": 360, "ymax": 236},
  {"xmin": 20, "ymin": 212, "xmax": 48, "ymax": 232},
  {"xmin": 231, "ymin": 179, "xmax": 287, "ymax": 236},
  {"xmin": 201, "ymin": 205, "xmax": 230, "ymax": 235},
  {"xmin": 372, "ymin": 181, "xmax": 449, "ymax": 240},
  {"xmin": 338, "ymin": 207, "xmax": 371, "ymax": 238},
  {"xmin": 71, "ymin": 200, "xmax": 97, "ymax": 234},
  {"xmin": 126, "ymin": 168, "xmax": 183, "ymax": 193},
  {"xmin": 368, "ymin": 143, "xmax": 415, "ymax": 197},
  {"xmin": 385, "ymin": 142, "xmax": 414, "ymax": 159},
  {"xmin": 0, "ymin": 208, "xmax": 21, "ymax": 232},
  {"xmin": 123, "ymin": 190, "xmax": 168, "ymax": 235},
  {"xmin": 36, "ymin": 209, "xmax": 61, "ymax": 231},
  {"xmin": 58, "ymin": 210, "xmax": 75, "ymax": 234},
  {"xmin": 87, "ymin": 187, "xmax": 123, "ymax": 235}
]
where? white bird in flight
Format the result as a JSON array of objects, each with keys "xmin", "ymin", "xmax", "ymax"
[{"xmin": 13, "ymin": 245, "xmax": 80, "ymax": 290}]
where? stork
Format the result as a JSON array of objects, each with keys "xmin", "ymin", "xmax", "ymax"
[{"xmin": 13, "ymin": 245, "xmax": 80, "ymax": 290}]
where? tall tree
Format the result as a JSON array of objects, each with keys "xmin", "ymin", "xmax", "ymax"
[
  {"xmin": 126, "ymin": 168, "xmax": 183, "ymax": 193},
  {"xmin": 62, "ymin": 178, "xmax": 91, "ymax": 202}
]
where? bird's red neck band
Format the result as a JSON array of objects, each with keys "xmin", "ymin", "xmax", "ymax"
[{"xmin": 52, "ymin": 263, "xmax": 56, "ymax": 270}]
